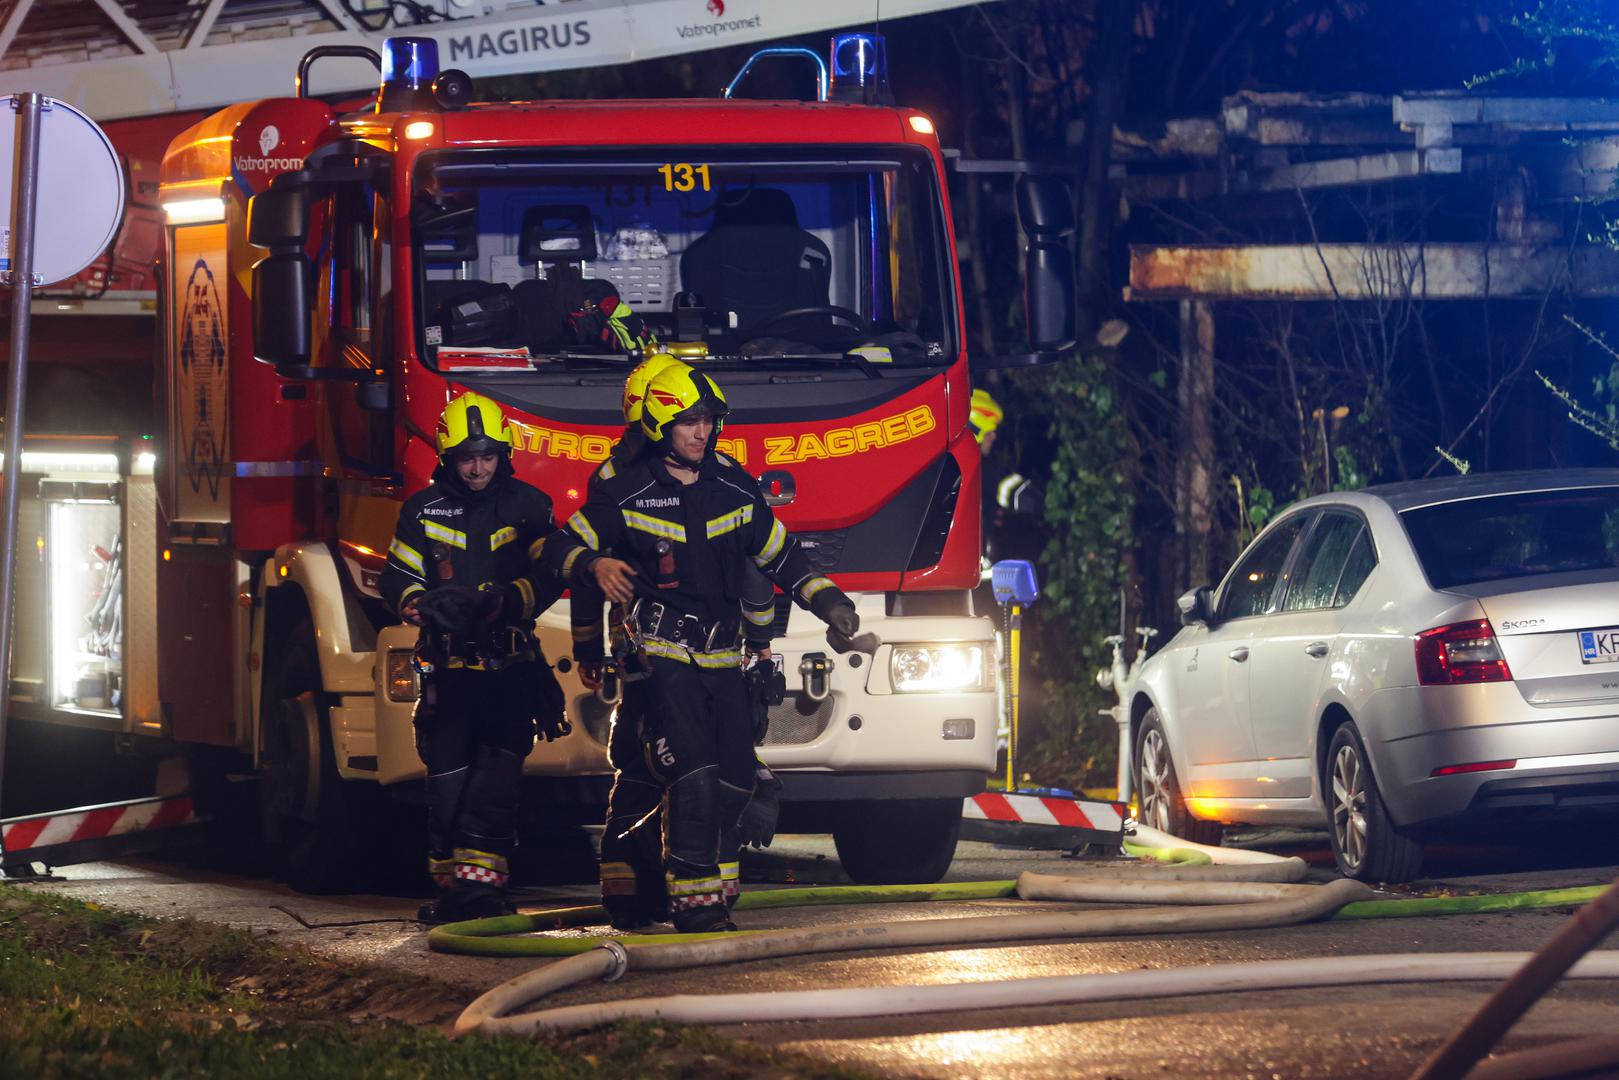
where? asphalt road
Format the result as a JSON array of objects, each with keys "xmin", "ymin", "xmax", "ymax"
[{"xmin": 11, "ymin": 826, "xmax": 1619, "ymax": 1079}]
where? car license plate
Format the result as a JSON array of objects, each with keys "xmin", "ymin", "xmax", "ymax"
[{"xmin": 1578, "ymin": 628, "xmax": 1619, "ymax": 665}]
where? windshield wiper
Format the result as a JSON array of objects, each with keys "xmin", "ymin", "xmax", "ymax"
[{"xmin": 734, "ymin": 352, "xmax": 884, "ymax": 378}]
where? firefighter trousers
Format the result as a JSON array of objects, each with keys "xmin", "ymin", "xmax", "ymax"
[
  {"xmin": 414, "ymin": 664, "xmax": 543, "ymax": 894},
  {"xmin": 641, "ymin": 654, "xmax": 756, "ymax": 931},
  {"xmin": 600, "ymin": 680, "xmax": 667, "ymax": 925}
]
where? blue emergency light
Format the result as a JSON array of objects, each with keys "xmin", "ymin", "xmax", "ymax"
[
  {"xmin": 991, "ymin": 559, "xmax": 1040, "ymax": 607},
  {"xmin": 829, "ymin": 32, "xmax": 893, "ymax": 105},
  {"xmin": 379, "ymin": 37, "xmax": 439, "ymax": 112}
]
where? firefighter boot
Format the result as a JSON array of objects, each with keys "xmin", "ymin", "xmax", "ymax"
[
  {"xmin": 420, "ymin": 745, "xmax": 523, "ymax": 923},
  {"xmin": 716, "ymin": 777, "xmax": 753, "ymax": 911},
  {"xmin": 417, "ymin": 848, "xmax": 516, "ymax": 923},
  {"xmin": 600, "ymin": 775, "xmax": 668, "ymax": 931},
  {"xmin": 666, "ymin": 862, "xmax": 734, "ymax": 933},
  {"xmin": 665, "ymin": 769, "xmax": 734, "ymax": 933}
]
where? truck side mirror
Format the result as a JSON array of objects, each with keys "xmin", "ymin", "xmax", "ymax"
[
  {"xmin": 248, "ymin": 183, "xmax": 316, "ymax": 373},
  {"xmin": 248, "ymin": 186, "xmax": 309, "ymax": 249},
  {"xmin": 1017, "ymin": 175, "xmax": 1076, "ymax": 354},
  {"xmin": 252, "ymin": 253, "xmax": 314, "ymax": 370},
  {"xmin": 1177, "ymin": 585, "xmax": 1216, "ymax": 627},
  {"xmin": 1016, "ymin": 174, "xmax": 1075, "ymax": 236}
]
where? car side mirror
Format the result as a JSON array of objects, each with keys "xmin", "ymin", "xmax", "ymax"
[{"xmin": 1177, "ymin": 585, "xmax": 1216, "ymax": 626}]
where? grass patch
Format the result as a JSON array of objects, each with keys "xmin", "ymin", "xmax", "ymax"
[{"xmin": 0, "ymin": 888, "xmax": 867, "ymax": 1079}]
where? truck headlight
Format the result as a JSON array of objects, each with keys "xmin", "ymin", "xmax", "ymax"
[
  {"xmin": 890, "ymin": 644, "xmax": 990, "ymax": 693},
  {"xmin": 385, "ymin": 648, "xmax": 419, "ymax": 702}
]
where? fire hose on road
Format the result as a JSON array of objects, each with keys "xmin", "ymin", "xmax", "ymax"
[{"xmin": 438, "ymin": 822, "xmax": 1619, "ymax": 1079}]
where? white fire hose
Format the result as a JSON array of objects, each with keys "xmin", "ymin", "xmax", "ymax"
[{"xmin": 453, "ymin": 819, "xmax": 1619, "ymax": 1080}]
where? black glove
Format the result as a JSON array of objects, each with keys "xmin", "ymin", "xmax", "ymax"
[
  {"xmin": 516, "ymin": 659, "xmax": 571, "ymax": 741},
  {"xmin": 826, "ymin": 602, "xmax": 859, "ymax": 639},
  {"xmin": 413, "ymin": 586, "xmax": 485, "ymax": 637},
  {"xmin": 475, "ymin": 583, "xmax": 520, "ymax": 622},
  {"xmin": 823, "ymin": 601, "xmax": 881, "ymax": 654},
  {"xmin": 737, "ymin": 761, "xmax": 782, "ymax": 848}
]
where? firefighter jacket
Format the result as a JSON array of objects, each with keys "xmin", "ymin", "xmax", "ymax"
[
  {"xmin": 981, "ymin": 453, "xmax": 1046, "ymax": 564},
  {"xmin": 544, "ymin": 451, "xmax": 847, "ymax": 668},
  {"xmin": 379, "ymin": 459, "xmax": 562, "ymax": 629},
  {"xmin": 570, "ymin": 434, "xmax": 776, "ymax": 662}
]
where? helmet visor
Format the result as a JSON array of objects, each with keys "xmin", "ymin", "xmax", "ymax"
[
  {"xmin": 670, "ymin": 396, "xmax": 728, "ymax": 427},
  {"xmin": 445, "ymin": 435, "xmax": 506, "ymax": 460}
]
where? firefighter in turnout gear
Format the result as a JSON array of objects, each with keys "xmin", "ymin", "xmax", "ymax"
[
  {"xmin": 379, "ymin": 391, "xmax": 567, "ymax": 923},
  {"xmin": 544, "ymin": 365, "xmax": 857, "ymax": 933},
  {"xmin": 969, "ymin": 388, "xmax": 1044, "ymax": 564},
  {"xmin": 575, "ymin": 353, "xmax": 778, "ymax": 930}
]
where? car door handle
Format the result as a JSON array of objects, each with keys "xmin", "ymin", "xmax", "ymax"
[
  {"xmin": 1304, "ymin": 642, "xmax": 1329, "ymax": 659},
  {"xmin": 1228, "ymin": 647, "xmax": 1249, "ymax": 662}
]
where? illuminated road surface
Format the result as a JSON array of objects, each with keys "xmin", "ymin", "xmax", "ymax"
[{"xmin": 17, "ymin": 829, "xmax": 1619, "ymax": 1078}]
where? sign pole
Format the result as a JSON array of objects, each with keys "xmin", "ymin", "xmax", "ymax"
[{"xmin": 0, "ymin": 91, "xmax": 44, "ymax": 852}]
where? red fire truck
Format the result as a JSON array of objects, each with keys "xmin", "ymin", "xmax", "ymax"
[{"xmin": 10, "ymin": 32, "xmax": 1073, "ymax": 889}]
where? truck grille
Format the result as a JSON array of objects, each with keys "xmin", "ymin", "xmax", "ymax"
[
  {"xmin": 794, "ymin": 530, "xmax": 846, "ymax": 574},
  {"xmin": 762, "ymin": 694, "xmax": 835, "ymax": 745},
  {"xmin": 576, "ymin": 689, "xmax": 833, "ymax": 747}
]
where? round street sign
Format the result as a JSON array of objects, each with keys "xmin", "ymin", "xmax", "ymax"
[{"xmin": 0, "ymin": 96, "xmax": 125, "ymax": 286}]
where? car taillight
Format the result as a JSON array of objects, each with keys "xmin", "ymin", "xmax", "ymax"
[{"xmin": 1414, "ymin": 620, "xmax": 1513, "ymax": 685}]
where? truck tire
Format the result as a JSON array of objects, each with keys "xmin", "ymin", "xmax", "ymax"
[
  {"xmin": 832, "ymin": 798, "xmax": 961, "ymax": 884},
  {"xmin": 260, "ymin": 617, "xmax": 357, "ymax": 895}
]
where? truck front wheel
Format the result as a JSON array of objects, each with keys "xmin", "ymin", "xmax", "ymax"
[
  {"xmin": 832, "ymin": 798, "xmax": 961, "ymax": 884},
  {"xmin": 261, "ymin": 618, "xmax": 356, "ymax": 894}
]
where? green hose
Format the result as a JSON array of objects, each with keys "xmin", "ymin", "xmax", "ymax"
[
  {"xmin": 1122, "ymin": 840, "xmax": 1214, "ymax": 866},
  {"xmin": 429, "ymin": 879, "xmax": 1021, "ymax": 956},
  {"xmin": 429, "ymin": 870, "xmax": 1608, "ymax": 957},
  {"xmin": 1335, "ymin": 884, "xmax": 1607, "ymax": 921}
]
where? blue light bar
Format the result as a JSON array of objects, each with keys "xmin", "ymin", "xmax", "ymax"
[
  {"xmin": 379, "ymin": 37, "xmax": 440, "ymax": 112},
  {"xmin": 829, "ymin": 32, "xmax": 892, "ymax": 104}
]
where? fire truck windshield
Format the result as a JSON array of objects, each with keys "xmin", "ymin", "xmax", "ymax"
[{"xmin": 410, "ymin": 147, "xmax": 956, "ymax": 370}]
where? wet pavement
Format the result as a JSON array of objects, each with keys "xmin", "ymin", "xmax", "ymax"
[{"xmin": 11, "ymin": 828, "xmax": 1619, "ymax": 1078}]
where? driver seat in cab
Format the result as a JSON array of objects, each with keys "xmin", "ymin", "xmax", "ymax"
[{"xmin": 680, "ymin": 188, "xmax": 832, "ymax": 337}]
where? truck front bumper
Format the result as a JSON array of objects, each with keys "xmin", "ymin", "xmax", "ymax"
[{"xmin": 369, "ymin": 598, "xmax": 1000, "ymax": 790}]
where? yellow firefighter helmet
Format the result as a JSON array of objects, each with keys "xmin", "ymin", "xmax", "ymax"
[
  {"xmin": 641, "ymin": 365, "xmax": 729, "ymax": 445},
  {"xmin": 435, "ymin": 391, "xmax": 515, "ymax": 459},
  {"xmin": 968, "ymin": 388, "xmax": 1004, "ymax": 443},
  {"xmin": 622, "ymin": 353, "xmax": 690, "ymax": 425}
]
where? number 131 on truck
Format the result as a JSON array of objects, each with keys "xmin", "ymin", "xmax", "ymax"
[{"xmin": 137, "ymin": 31, "xmax": 1077, "ymax": 890}]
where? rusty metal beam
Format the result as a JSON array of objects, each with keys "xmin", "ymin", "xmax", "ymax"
[{"xmin": 1126, "ymin": 243, "xmax": 1619, "ymax": 301}]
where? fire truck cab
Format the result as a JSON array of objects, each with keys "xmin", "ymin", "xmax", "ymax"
[{"xmin": 137, "ymin": 32, "xmax": 1075, "ymax": 889}]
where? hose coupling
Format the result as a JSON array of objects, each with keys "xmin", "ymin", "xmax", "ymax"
[{"xmin": 598, "ymin": 939, "xmax": 630, "ymax": 982}]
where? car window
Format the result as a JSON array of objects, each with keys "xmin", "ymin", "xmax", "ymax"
[
  {"xmin": 1334, "ymin": 528, "xmax": 1376, "ymax": 607},
  {"xmin": 1400, "ymin": 487, "xmax": 1619, "ymax": 589},
  {"xmin": 1219, "ymin": 516, "xmax": 1307, "ymax": 621},
  {"xmin": 1283, "ymin": 512, "xmax": 1363, "ymax": 612}
]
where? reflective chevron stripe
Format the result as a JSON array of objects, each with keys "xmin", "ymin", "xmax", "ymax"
[
  {"xmin": 623, "ymin": 510, "xmax": 686, "ymax": 543},
  {"xmin": 389, "ymin": 538, "xmax": 425, "ymax": 575},
  {"xmin": 706, "ymin": 504, "xmax": 753, "ymax": 538},
  {"xmin": 423, "ymin": 520, "xmax": 467, "ymax": 548}
]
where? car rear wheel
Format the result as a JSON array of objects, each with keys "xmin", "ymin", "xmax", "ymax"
[
  {"xmin": 1135, "ymin": 709, "xmax": 1223, "ymax": 847},
  {"xmin": 1325, "ymin": 722, "xmax": 1422, "ymax": 883}
]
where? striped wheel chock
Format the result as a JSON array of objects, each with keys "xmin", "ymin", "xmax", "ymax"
[
  {"xmin": 959, "ymin": 791, "xmax": 1127, "ymax": 850},
  {"xmin": 2, "ymin": 795, "xmax": 201, "ymax": 872}
]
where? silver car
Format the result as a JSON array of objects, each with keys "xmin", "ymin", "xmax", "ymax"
[{"xmin": 1130, "ymin": 469, "xmax": 1619, "ymax": 882}]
